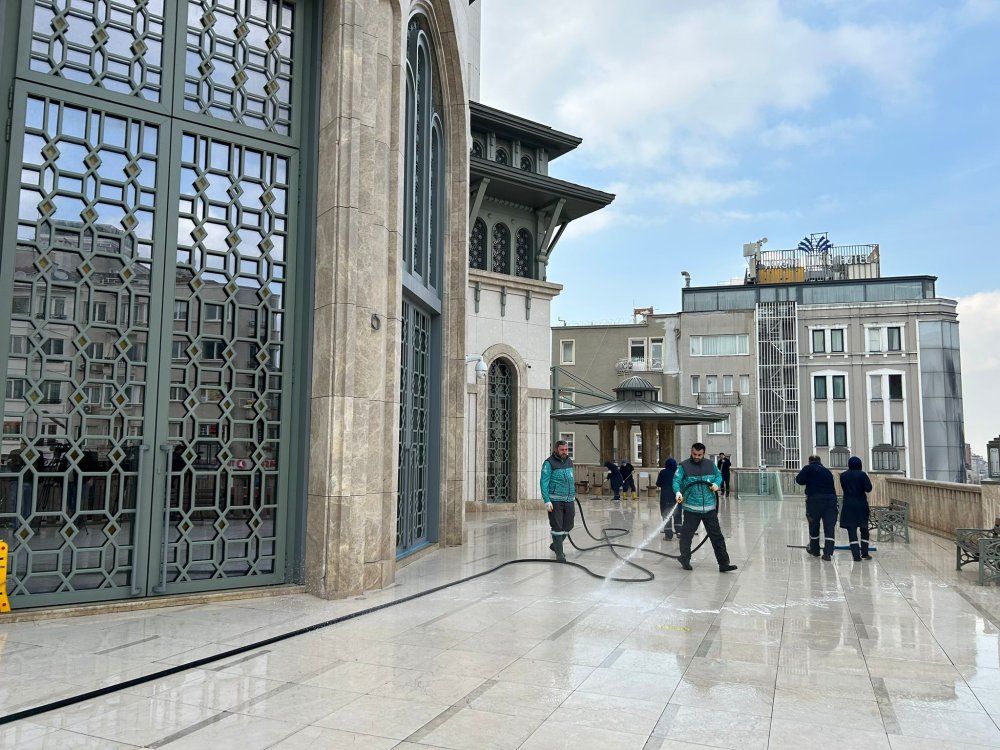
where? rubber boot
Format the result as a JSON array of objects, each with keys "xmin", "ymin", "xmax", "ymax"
[
  {"xmin": 851, "ymin": 541, "xmax": 862, "ymax": 561},
  {"xmin": 552, "ymin": 534, "xmax": 567, "ymax": 562},
  {"xmin": 861, "ymin": 541, "xmax": 871, "ymax": 560}
]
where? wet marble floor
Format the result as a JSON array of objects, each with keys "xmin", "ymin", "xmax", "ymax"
[{"xmin": 3, "ymin": 495, "xmax": 1000, "ymax": 749}]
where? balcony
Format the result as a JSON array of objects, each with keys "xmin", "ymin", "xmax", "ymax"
[
  {"xmin": 614, "ymin": 357, "xmax": 663, "ymax": 374},
  {"xmin": 696, "ymin": 391, "xmax": 741, "ymax": 406}
]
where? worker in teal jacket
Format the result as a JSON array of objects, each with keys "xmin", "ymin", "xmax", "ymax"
[
  {"xmin": 672, "ymin": 442, "xmax": 737, "ymax": 573},
  {"xmin": 540, "ymin": 440, "xmax": 576, "ymax": 562}
]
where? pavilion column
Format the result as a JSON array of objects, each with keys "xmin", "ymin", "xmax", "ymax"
[
  {"xmin": 599, "ymin": 421, "xmax": 615, "ymax": 464},
  {"xmin": 657, "ymin": 423, "xmax": 675, "ymax": 464},
  {"xmin": 640, "ymin": 422, "xmax": 656, "ymax": 468},
  {"xmin": 614, "ymin": 420, "xmax": 630, "ymax": 464}
]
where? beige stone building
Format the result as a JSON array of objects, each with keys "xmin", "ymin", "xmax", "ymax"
[{"xmin": 555, "ymin": 241, "xmax": 967, "ymax": 483}]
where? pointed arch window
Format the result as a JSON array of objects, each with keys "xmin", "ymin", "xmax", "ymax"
[
  {"xmin": 520, "ymin": 155, "xmax": 532, "ymax": 172},
  {"xmin": 471, "ymin": 141, "xmax": 484, "ymax": 158},
  {"xmin": 495, "ymin": 148, "xmax": 508, "ymax": 165},
  {"xmin": 403, "ymin": 19, "xmax": 445, "ymax": 297},
  {"xmin": 491, "ymin": 223, "xmax": 510, "ymax": 274},
  {"xmin": 469, "ymin": 218, "xmax": 487, "ymax": 270},
  {"xmin": 515, "ymin": 228, "xmax": 532, "ymax": 278}
]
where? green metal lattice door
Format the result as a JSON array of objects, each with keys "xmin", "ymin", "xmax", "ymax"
[{"xmin": 0, "ymin": 0, "xmax": 313, "ymax": 607}]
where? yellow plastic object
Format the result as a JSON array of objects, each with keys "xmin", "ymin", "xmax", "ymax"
[
  {"xmin": 0, "ymin": 540, "xmax": 9, "ymax": 613},
  {"xmin": 758, "ymin": 266, "xmax": 806, "ymax": 284}
]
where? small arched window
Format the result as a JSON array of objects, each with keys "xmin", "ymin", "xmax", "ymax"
[
  {"xmin": 515, "ymin": 228, "xmax": 532, "ymax": 278},
  {"xmin": 519, "ymin": 155, "xmax": 532, "ymax": 172},
  {"xmin": 495, "ymin": 148, "xmax": 508, "ymax": 165},
  {"xmin": 469, "ymin": 218, "xmax": 487, "ymax": 270},
  {"xmin": 471, "ymin": 140, "xmax": 484, "ymax": 158},
  {"xmin": 491, "ymin": 223, "xmax": 510, "ymax": 274}
]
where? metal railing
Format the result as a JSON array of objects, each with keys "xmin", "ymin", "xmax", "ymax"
[
  {"xmin": 695, "ymin": 391, "xmax": 740, "ymax": 406},
  {"xmin": 614, "ymin": 357, "xmax": 663, "ymax": 374}
]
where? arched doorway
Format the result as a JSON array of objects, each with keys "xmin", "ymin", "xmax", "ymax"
[{"xmin": 486, "ymin": 359, "xmax": 515, "ymax": 503}]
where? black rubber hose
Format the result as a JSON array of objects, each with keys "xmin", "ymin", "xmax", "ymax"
[{"xmin": 0, "ymin": 489, "xmax": 726, "ymax": 726}]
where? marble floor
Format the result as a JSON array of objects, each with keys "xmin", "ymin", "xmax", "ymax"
[{"xmin": 3, "ymin": 495, "xmax": 1000, "ymax": 749}]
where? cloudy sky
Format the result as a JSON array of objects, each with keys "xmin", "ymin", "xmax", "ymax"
[{"xmin": 480, "ymin": 0, "xmax": 1000, "ymax": 457}]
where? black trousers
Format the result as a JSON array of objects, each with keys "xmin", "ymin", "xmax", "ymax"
[
  {"xmin": 845, "ymin": 525, "xmax": 870, "ymax": 559},
  {"xmin": 548, "ymin": 501, "xmax": 575, "ymax": 534},
  {"xmin": 806, "ymin": 496, "xmax": 838, "ymax": 556},
  {"xmin": 720, "ymin": 475, "xmax": 730, "ymax": 496},
  {"xmin": 679, "ymin": 509, "xmax": 730, "ymax": 566},
  {"xmin": 659, "ymin": 499, "xmax": 681, "ymax": 534}
]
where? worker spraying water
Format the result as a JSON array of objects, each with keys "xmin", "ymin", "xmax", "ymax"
[{"xmin": 673, "ymin": 442, "xmax": 738, "ymax": 573}]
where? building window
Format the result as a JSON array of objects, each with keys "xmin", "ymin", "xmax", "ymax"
[
  {"xmin": 515, "ymin": 228, "xmax": 532, "ymax": 278},
  {"xmin": 691, "ymin": 375, "xmax": 700, "ymax": 395},
  {"xmin": 690, "ymin": 334, "xmax": 749, "ymax": 356},
  {"xmin": 650, "ymin": 338, "xmax": 664, "ymax": 369},
  {"xmin": 869, "ymin": 374, "xmax": 882, "ymax": 400},
  {"xmin": 830, "ymin": 328, "xmax": 845, "ymax": 353},
  {"xmin": 814, "ymin": 376, "xmax": 827, "ymax": 400},
  {"xmin": 203, "ymin": 340, "xmax": 226, "ymax": 361},
  {"xmin": 40, "ymin": 381, "xmax": 62, "ymax": 404},
  {"xmin": 495, "ymin": 148, "xmax": 508, "ymax": 165},
  {"xmin": 172, "ymin": 340, "xmax": 187, "ymax": 361},
  {"xmin": 558, "ymin": 392, "xmax": 575, "ymax": 411},
  {"xmin": 471, "ymin": 140, "xmax": 484, "ymax": 158},
  {"xmin": 888, "ymin": 374, "xmax": 903, "ymax": 400},
  {"xmin": 872, "ymin": 422, "xmax": 885, "ymax": 444},
  {"xmin": 708, "ymin": 417, "xmax": 731, "ymax": 434},
  {"xmin": 559, "ymin": 432, "xmax": 575, "ymax": 459},
  {"xmin": 705, "ymin": 375, "xmax": 718, "ymax": 393},
  {"xmin": 12, "ymin": 297, "xmax": 30, "ymax": 315},
  {"xmin": 887, "ymin": 326, "xmax": 902, "ymax": 352},
  {"xmin": 41, "ymin": 338, "xmax": 66, "ymax": 356},
  {"xmin": 816, "ymin": 422, "xmax": 829, "ymax": 447},
  {"xmin": 867, "ymin": 328, "xmax": 881, "ymax": 352},
  {"xmin": 204, "ymin": 304, "xmax": 224, "ymax": 321},
  {"xmin": 834, "ymin": 422, "xmax": 848, "ymax": 447},
  {"xmin": 520, "ymin": 155, "xmax": 532, "ymax": 172},
  {"xmin": 739, "ymin": 375, "xmax": 750, "ymax": 394},
  {"xmin": 832, "ymin": 375, "xmax": 846, "ymax": 400},
  {"xmin": 629, "ymin": 338, "xmax": 646, "ymax": 367},
  {"xmin": 811, "ymin": 329, "xmax": 825, "ymax": 353},
  {"xmin": 469, "ymin": 218, "xmax": 487, "ymax": 270},
  {"xmin": 560, "ymin": 340, "xmax": 575, "ymax": 365},
  {"xmin": 169, "ymin": 386, "xmax": 186, "ymax": 402},
  {"xmin": 173, "ymin": 300, "xmax": 188, "ymax": 320},
  {"xmin": 891, "ymin": 422, "xmax": 905, "ymax": 447},
  {"xmin": 491, "ymin": 222, "xmax": 510, "ymax": 274},
  {"xmin": 9, "ymin": 335, "xmax": 28, "ymax": 354},
  {"xmin": 85, "ymin": 342, "xmax": 104, "ymax": 359},
  {"xmin": 5, "ymin": 378, "xmax": 26, "ymax": 400},
  {"xmin": 93, "ymin": 301, "xmax": 111, "ymax": 322},
  {"xmin": 722, "ymin": 374, "xmax": 733, "ymax": 392}
]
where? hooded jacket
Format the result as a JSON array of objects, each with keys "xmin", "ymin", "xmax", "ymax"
[
  {"xmin": 655, "ymin": 458, "xmax": 678, "ymax": 502},
  {"xmin": 541, "ymin": 453, "xmax": 575, "ymax": 504},
  {"xmin": 673, "ymin": 456, "xmax": 722, "ymax": 513},
  {"xmin": 839, "ymin": 456, "xmax": 873, "ymax": 529},
  {"xmin": 795, "ymin": 462, "xmax": 837, "ymax": 499},
  {"xmin": 605, "ymin": 461, "xmax": 623, "ymax": 491}
]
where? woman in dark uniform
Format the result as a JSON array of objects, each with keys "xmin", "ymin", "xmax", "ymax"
[{"xmin": 839, "ymin": 456, "xmax": 873, "ymax": 561}]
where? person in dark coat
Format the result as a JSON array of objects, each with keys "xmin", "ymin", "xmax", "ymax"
[
  {"xmin": 605, "ymin": 460, "xmax": 623, "ymax": 503},
  {"xmin": 839, "ymin": 456, "xmax": 873, "ymax": 561},
  {"xmin": 716, "ymin": 453, "xmax": 732, "ymax": 498},
  {"xmin": 795, "ymin": 454, "xmax": 838, "ymax": 560},
  {"xmin": 656, "ymin": 457, "xmax": 679, "ymax": 540},
  {"xmin": 620, "ymin": 459, "xmax": 637, "ymax": 501}
]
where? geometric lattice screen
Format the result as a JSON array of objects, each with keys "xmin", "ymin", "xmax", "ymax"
[{"xmin": 1, "ymin": 0, "xmax": 305, "ymax": 604}]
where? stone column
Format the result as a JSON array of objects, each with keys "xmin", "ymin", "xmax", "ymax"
[
  {"xmin": 615, "ymin": 420, "xmax": 631, "ymax": 464},
  {"xmin": 640, "ymin": 422, "xmax": 656, "ymax": 468},
  {"xmin": 599, "ymin": 421, "xmax": 615, "ymax": 464},
  {"xmin": 657, "ymin": 423, "xmax": 676, "ymax": 464}
]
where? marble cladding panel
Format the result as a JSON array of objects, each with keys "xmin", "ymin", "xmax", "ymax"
[
  {"xmin": 358, "ymin": 123, "xmax": 377, "ymax": 213},
  {"xmin": 303, "ymin": 494, "xmax": 331, "ymax": 596},
  {"xmin": 315, "ymin": 125, "xmax": 340, "ymax": 217},
  {"xmin": 308, "ymin": 396, "xmax": 336, "ymax": 499}
]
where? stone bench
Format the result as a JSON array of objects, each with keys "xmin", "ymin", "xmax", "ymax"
[
  {"xmin": 956, "ymin": 527, "xmax": 1000, "ymax": 585},
  {"xmin": 871, "ymin": 500, "xmax": 909, "ymax": 543}
]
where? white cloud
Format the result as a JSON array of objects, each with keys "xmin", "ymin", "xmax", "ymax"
[
  {"xmin": 956, "ymin": 291, "xmax": 1000, "ymax": 453},
  {"xmin": 644, "ymin": 176, "xmax": 761, "ymax": 207},
  {"xmin": 760, "ymin": 116, "xmax": 874, "ymax": 149}
]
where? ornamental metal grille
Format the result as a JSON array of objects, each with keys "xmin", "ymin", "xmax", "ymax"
[
  {"xmin": 1, "ymin": 0, "xmax": 308, "ymax": 606},
  {"xmin": 166, "ymin": 133, "xmax": 289, "ymax": 583},
  {"xmin": 487, "ymin": 360, "xmax": 513, "ymax": 503},
  {"xmin": 2, "ymin": 95, "xmax": 157, "ymax": 596},
  {"xmin": 29, "ymin": 0, "xmax": 167, "ymax": 101},
  {"xmin": 495, "ymin": 149, "xmax": 508, "ymax": 165},
  {"xmin": 491, "ymin": 222, "xmax": 510, "ymax": 275},
  {"xmin": 756, "ymin": 301, "xmax": 801, "ymax": 469},
  {"xmin": 471, "ymin": 141, "xmax": 483, "ymax": 158},
  {"xmin": 519, "ymin": 156, "xmax": 532, "ymax": 171},
  {"xmin": 184, "ymin": 0, "xmax": 296, "ymax": 135},
  {"xmin": 397, "ymin": 301, "xmax": 431, "ymax": 552},
  {"xmin": 515, "ymin": 228, "xmax": 532, "ymax": 278},
  {"xmin": 469, "ymin": 218, "xmax": 486, "ymax": 270}
]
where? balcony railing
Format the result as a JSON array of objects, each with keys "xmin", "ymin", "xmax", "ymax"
[
  {"xmin": 695, "ymin": 391, "xmax": 741, "ymax": 406},
  {"xmin": 615, "ymin": 357, "xmax": 663, "ymax": 374}
]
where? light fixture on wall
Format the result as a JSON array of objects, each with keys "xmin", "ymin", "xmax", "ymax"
[{"xmin": 465, "ymin": 354, "xmax": 488, "ymax": 381}]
